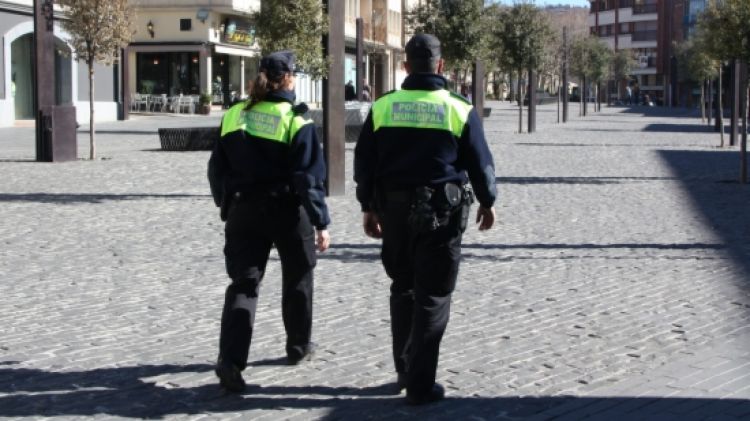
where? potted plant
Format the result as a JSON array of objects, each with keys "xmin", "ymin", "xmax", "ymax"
[{"xmin": 198, "ymin": 93, "xmax": 212, "ymax": 115}]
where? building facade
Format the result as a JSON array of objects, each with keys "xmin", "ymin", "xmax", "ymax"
[
  {"xmin": 0, "ymin": 0, "xmax": 118, "ymax": 127},
  {"xmin": 590, "ymin": 0, "xmax": 712, "ymax": 106},
  {"xmin": 344, "ymin": 0, "xmax": 404, "ymax": 99},
  {"xmin": 589, "ymin": 0, "xmax": 668, "ymax": 104},
  {"xmin": 126, "ymin": 0, "xmax": 263, "ymax": 109},
  {"xmin": 683, "ymin": 0, "xmax": 705, "ymax": 39}
]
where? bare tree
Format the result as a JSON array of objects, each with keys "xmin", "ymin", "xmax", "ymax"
[
  {"xmin": 59, "ymin": 0, "xmax": 134, "ymax": 160},
  {"xmin": 542, "ymin": 7, "xmax": 588, "ymax": 93},
  {"xmin": 698, "ymin": 0, "xmax": 750, "ymax": 179},
  {"xmin": 253, "ymin": 0, "xmax": 329, "ymax": 79},
  {"xmin": 674, "ymin": 39, "xmax": 718, "ymax": 123},
  {"xmin": 407, "ymin": 0, "xmax": 484, "ymax": 89},
  {"xmin": 492, "ymin": 3, "xmax": 553, "ymax": 133}
]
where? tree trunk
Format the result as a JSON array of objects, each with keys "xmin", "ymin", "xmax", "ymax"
[
  {"xmin": 583, "ymin": 76, "xmax": 587, "ymax": 117},
  {"xmin": 578, "ymin": 78, "xmax": 586, "ymax": 117},
  {"xmin": 741, "ymin": 78, "xmax": 748, "ymax": 184},
  {"xmin": 719, "ymin": 66, "xmax": 724, "ymax": 147},
  {"xmin": 89, "ymin": 61, "xmax": 96, "ymax": 160},
  {"xmin": 708, "ymin": 78, "xmax": 713, "ymax": 125},
  {"xmin": 700, "ymin": 83, "xmax": 705, "ymax": 123},
  {"xmin": 596, "ymin": 83, "xmax": 601, "ymax": 112},
  {"xmin": 517, "ymin": 74, "xmax": 523, "ymax": 133},
  {"xmin": 617, "ymin": 78, "xmax": 621, "ymax": 104}
]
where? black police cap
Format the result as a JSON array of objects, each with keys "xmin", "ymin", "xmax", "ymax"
[
  {"xmin": 405, "ymin": 34, "xmax": 441, "ymax": 62},
  {"xmin": 260, "ymin": 50, "xmax": 296, "ymax": 78}
]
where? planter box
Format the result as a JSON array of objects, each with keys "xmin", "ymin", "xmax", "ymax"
[
  {"xmin": 309, "ymin": 102, "xmax": 372, "ymax": 143},
  {"xmin": 158, "ymin": 127, "xmax": 220, "ymax": 151},
  {"xmin": 197, "ymin": 104, "xmax": 211, "ymax": 115}
]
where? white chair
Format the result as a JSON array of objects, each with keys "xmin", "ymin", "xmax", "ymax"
[
  {"xmin": 177, "ymin": 96, "xmax": 195, "ymax": 114},
  {"xmin": 150, "ymin": 94, "xmax": 168, "ymax": 112},
  {"xmin": 131, "ymin": 93, "xmax": 148, "ymax": 112},
  {"xmin": 167, "ymin": 96, "xmax": 180, "ymax": 113}
]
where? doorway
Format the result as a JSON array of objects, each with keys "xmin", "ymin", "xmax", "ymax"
[{"xmin": 11, "ymin": 34, "xmax": 75, "ymax": 120}]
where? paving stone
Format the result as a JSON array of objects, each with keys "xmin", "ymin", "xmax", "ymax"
[{"xmin": 1, "ymin": 104, "xmax": 750, "ymax": 419}]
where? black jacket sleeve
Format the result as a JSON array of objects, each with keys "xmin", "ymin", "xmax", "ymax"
[
  {"xmin": 458, "ymin": 109, "xmax": 497, "ymax": 208},
  {"xmin": 290, "ymin": 123, "xmax": 331, "ymax": 230},
  {"xmin": 207, "ymin": 127, "xmax": 227, "ymax": 209},
  {"xmin": 353, "ymin": 112, "xmax": 376, "ymax": 212}
]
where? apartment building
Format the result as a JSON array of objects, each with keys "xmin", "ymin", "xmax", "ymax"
[
  {"xmin": 0, "ymin": 0, "xmax": 118, "ymax": 127},
  {"xmin": 683, "ymin": 0, "xmax": 705, "ymax": 38},
  {"xmin": 589, "ymin": 0, "xmax": 687, "ymax": 105},
  {"xmin": 344, "ymin": 0, "xmax": 404, "ymax": 98}
]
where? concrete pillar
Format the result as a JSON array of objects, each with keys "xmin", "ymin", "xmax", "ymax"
[
  {"xmin": 240, "ymin": 58, "xmax": 245, "ymax": 98},
  {"xmin": 123, "ymin": 47, "xmax": 130, "ymax": 120},
  {"xmin": 323, "ymin": 0, "xmax": 345, "ymax": 195},
  {"xmin": 34, "ymin": 0, "xmax": 75, "ymax": 162},
  {"xmin": 472, "ymin": 60, "xmax": 484, "ymax": 122},
  {"xmin": 200, "ymin": 47, "xmax": 211, "ymax": 96}
]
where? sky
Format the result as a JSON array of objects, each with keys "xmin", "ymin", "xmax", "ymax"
[{"xmin": 493, "ymin": 0, "xmax": 590, "ymax": 7}]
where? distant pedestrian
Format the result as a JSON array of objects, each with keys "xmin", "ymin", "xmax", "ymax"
[
  {"xmin": 362, "ymin": 84, "xmax": 372, "ymax": 102},
  {"xmin": 626, "ymin": 85, "xmax": 632, "ymax": 105},
  {"xmin": 208, "ymin": 50, "xmax": 331, "ymax": 393},
  {"xmin": 345, "ymin": 80, "xmax": 356, "ymax": 101},
  {"xmin": 354, "ymin": 34, "xmax": 497, "ymax": 405}
]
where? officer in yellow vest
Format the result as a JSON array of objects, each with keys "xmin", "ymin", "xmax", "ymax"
[
  {"xmin": 208, "ymin": 50, "xmax": 331, "ymax": 392},
  {"xmin": 354, "ymin": 34, "xmax": 497, "ymax": 405}
]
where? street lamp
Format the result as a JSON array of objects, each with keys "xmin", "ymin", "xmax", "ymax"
[{"xmin": 147, "ymin": 21, "xmax": 155, "ymax": 38}]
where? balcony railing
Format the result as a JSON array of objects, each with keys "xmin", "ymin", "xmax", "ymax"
[
  {"xmin": 633, "ymin": 4, "xmax": 658, "ymax": 14},
  {"xmin": 632, "ymin": 30, "xmax": 657, "ymax": 42},
  {"xmin": 589, "ymin": 0, "xmax": 634, "ymax": 12}
]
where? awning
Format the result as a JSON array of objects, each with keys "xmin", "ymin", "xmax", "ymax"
[{"xmin": 214, "ymin": 44, "xmax": 260, "ymax": 58}]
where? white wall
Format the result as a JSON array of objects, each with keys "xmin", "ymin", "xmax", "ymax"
[
  {"xmin": 588, "ymin": 9, "xmax": 659, "ymax": 27},
  {"xmin": 0, "ymin": 20, "xmax": 117, "ymax": 127},
  {"xmin": 132, "ymin": 10, "xmax": 216, "ymax": 43}
]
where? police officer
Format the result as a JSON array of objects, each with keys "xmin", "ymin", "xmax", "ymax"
[
  {"xmin": 208, "ymin": 50, "xmax": 331, "ymax": 393},
  {"xmin": 354, "ymin": 34, "xmax": 496, "ymax": 405}
]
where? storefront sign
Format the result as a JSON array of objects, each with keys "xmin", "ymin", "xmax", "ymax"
[{"xmin": 224, "ymin": 19, "xmax": 256, "ymax": 47}]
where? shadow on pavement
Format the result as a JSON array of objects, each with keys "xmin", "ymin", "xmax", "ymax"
[
  {"xmin": 77, "ymin": 130, "xmax": 158, "ymax": 135},
  {"xmin": 0, "ymin": 363, "xmax": 748, "ymax": 419},
  {"xmin": 659, "ymin": 150, "xmax": 750, "ymax": 280},
  {"xmin": 616, "ymin": 106, "xmax": 700, "ymax": 119},
  {"xmin": 318, "ymin": 242, "xmax": 726, "ymax": 262},
  {"xmin": 643, "ymin": 123, "xmax": 715, "ymax": 133},
  {"xmin": 0, "ymin": 193, "xmax": 212, "ymax": 204},
  {"xmin": 496, "ymin": 176, "xmax": 678, "ymax": 184}
]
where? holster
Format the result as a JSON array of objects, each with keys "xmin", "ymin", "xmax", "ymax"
[{"xmin": 408, "ymin": 183, "xmax": 467, "ymax": 233}]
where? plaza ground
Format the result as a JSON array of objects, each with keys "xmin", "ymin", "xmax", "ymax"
[{"xmin": 1, "ymin": 101, "xmax": 749, "ymax": 420}]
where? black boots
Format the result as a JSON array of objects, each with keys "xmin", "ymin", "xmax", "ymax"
[
  {"xmin": 215, "ymin": 359, "xmax": 246, "ymax": 393},
  {"xmin": 406, "ymin": 383, "xmax": 445, "ymax": 405}
]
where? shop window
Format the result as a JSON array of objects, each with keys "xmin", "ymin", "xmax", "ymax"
[
  {"xmin": 180, "ymin": 19, "xmax": 192, "ymax": 31},
  {"xmin": 137, "ymin": 52, "xmax": 199, "ymax": 96}
]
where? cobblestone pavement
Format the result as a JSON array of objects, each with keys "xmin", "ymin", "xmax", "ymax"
[{"xmin": 1, "ymin": 103, "xmax": 750, "ymax": 420}]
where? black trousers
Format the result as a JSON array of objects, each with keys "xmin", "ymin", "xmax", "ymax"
[
  {"xmin": 378, "ymin": 193, "xmax": 468, "ymax": 396},
  {"xmin": 219, "ymin": 196, "xmax": 316, "ymax": 370}
]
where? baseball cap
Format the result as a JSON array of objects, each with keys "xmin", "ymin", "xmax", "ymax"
[
  {"xmin": 259, "ymin": 50, "xmax": 296, "ymax": 78},
  {"xmin": 405, "ymin": 34, "xmax": 441, "ymax": 62}
]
